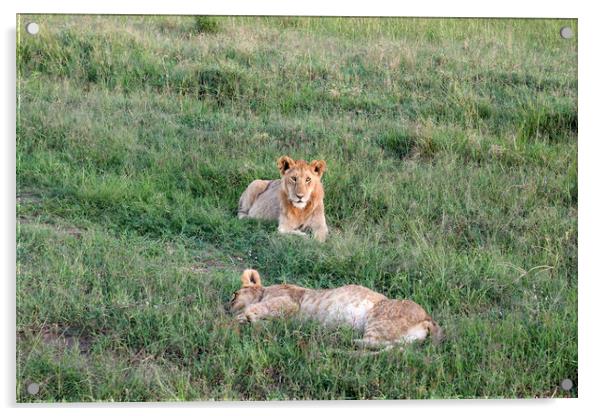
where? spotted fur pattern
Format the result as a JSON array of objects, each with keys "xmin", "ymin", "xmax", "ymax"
[{"xmin": 229, "ymin": 269, "xmax": 443, "ymax": 351}]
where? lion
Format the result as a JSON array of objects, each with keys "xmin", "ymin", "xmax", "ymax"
[
  {"xmin": 229, "ymin": 269, "xmax": 444, "ymax": 352},
  {"xmin": 237, "ymin": 156, "xmax": 328, "ymax": 242}
]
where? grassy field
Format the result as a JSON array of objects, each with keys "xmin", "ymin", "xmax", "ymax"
[{"xmin": 16, "ymin": 15, "xmax": 577, "ymax": 401}]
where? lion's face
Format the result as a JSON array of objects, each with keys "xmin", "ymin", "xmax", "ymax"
[
  {"xmin": 229, "ymin": 287, "xmax": 262, "ymax": 314},
  {"xmin": 277, "ymin": 156, "xmax": 326, "ymax": 209},
  {"xmin": 229, "ymin": 269, "xmax": 263, "ymax": 314}
]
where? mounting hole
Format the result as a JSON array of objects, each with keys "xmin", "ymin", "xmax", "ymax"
[
  {"xmin": 27, "ymin": 382, "xmax": 40, "ymax": 395},
  {"xmin": 25, "ymin": 22, "xmax": 39, "ymax": 35},
  {"xmin": 560, "ymin": 26, "xmax": 573, "ymax": 39},
  {"xmin": 560, "ymin": 378, "xmax": 573, "ymax": 391}
]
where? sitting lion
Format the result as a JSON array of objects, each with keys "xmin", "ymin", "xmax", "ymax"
[
  {"xmin": 230, "ymin": 269, "xmax": 444, "ymax": 352},
  {"xmin": 237, "ymin": 156, "xmax": 328, "ymax": 242}
]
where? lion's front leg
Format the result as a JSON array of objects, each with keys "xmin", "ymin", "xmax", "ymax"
[
  {"xmin": 312, "ymin": 224, "xmax": 328, "ymax": 242},
  {"xmin": 307, "ymin": 208, "xmax": 328, "ymax": 242},
  {"xmin": 278, "ymin": 228, "xmax": 308, "ymax": 237},
  {"xmin": 236, "ymin": 297, "xmax": 300, "ymax": 323},
  {"xmin": 277, "ymin": 219, "xmax": 308, "ymax": 237}
]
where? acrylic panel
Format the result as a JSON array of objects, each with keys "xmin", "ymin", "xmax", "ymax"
[{"xmin": 16, "ymin": 15, "xmax": 578, "ymax": 402}]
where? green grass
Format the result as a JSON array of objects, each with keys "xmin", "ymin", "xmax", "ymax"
[{"xmin": 16, "ymin": 15, "xmax": 577, "ymax": 401}]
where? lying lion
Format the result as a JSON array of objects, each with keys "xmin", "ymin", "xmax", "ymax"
[
  {"xmin": 230, "ymin": 269, "xmax": 444, "ymax": 352},
  {"xmin": 238, "ymin": 156, "xmax": 328, "ymax": 241}
]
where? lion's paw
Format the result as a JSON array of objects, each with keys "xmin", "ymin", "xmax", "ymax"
[{"xmin": 236, "ymin": 311, "xmax": 259, "ymax": 323}]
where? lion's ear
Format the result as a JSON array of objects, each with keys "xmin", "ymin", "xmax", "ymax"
[
  {"xmin": 310, "ymin": 160, "xmax": 326, "ymax": 177},
  {"xmin": 241, "ymin": 269, "xmax": 262, "ymax": 288},
  {"xmin": 277, "ymin": 156, "xmax": 295, "ymax": 175}
]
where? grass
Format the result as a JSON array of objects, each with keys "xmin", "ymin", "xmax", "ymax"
[{"xmin": 16, "ymin": 15, "xmax": 577, "ymax": 401}]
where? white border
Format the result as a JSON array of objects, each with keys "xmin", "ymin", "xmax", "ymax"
[
  {"xmin": 8, "ymin": 0, "xmax": 581, "ymax": 18},
  {"xmin": 3, "ymin": 1, "xmax": 599, "ymax": 415}
]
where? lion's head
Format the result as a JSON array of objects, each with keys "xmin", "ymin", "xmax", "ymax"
[
  {"xmin": 277, "ymin": 156, "xmax": 326, "ymax": 209},
  {"xmin": 229, "ymin": 269, "xmax": 264, "ymax": 314}
]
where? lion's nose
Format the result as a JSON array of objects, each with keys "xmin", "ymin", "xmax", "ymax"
[{"xmin": 296, "ymin": 194, "xmax": 304, "ymax": 199}]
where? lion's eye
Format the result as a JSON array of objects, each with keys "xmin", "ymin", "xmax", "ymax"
[
  {"xmin": 305, "ymin": 177, "xmax": 311, "ymax": 183},
  {"xmin": 291, "ymin": 176, "xmax": 297, "ymax": 182}
]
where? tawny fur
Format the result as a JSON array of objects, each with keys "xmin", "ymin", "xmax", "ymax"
[
  {"xmin": 230, "ymin": 269, "xmax": 444, "ymax": 351},
  {"xmin": 238, "ymin": 156, "xmax": 328, "ymax": 242}
]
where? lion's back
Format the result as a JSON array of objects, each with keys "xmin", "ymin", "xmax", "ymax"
[
  {"xmin": 300, "ymin": 285, "xmax": 387, "ymax": 330},
  {"xmin": 246, "ymin": 179, "xmax": 281, "ymax": 220}
]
